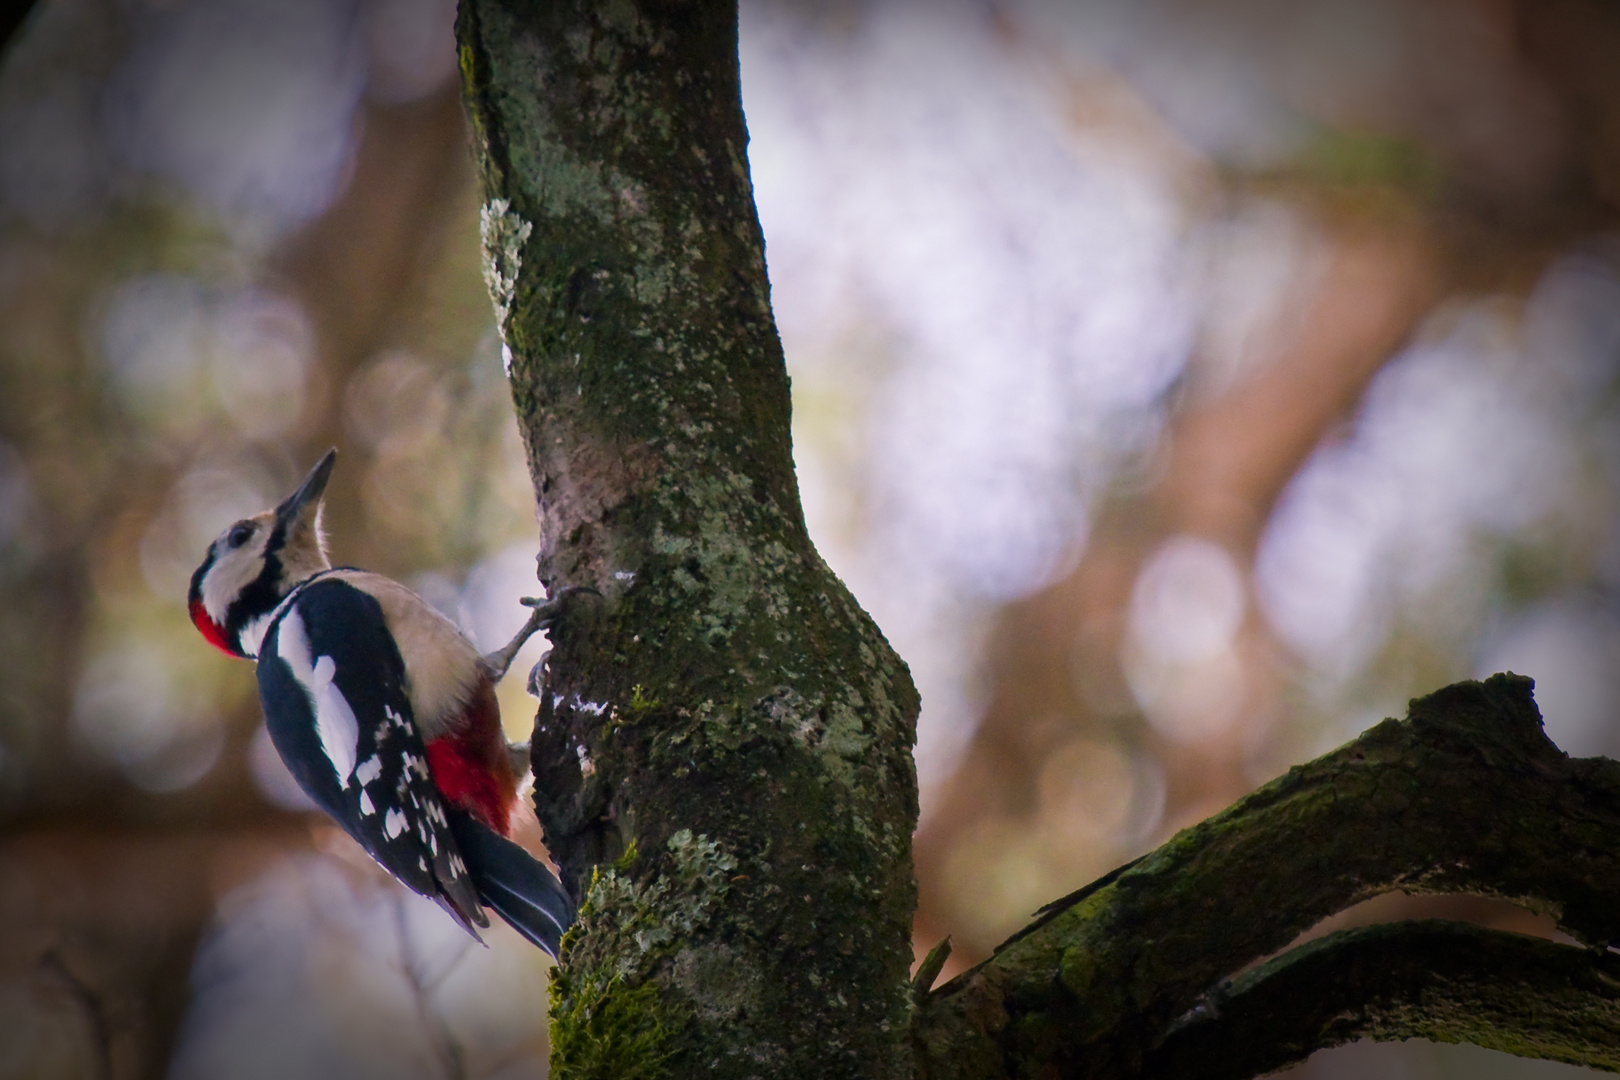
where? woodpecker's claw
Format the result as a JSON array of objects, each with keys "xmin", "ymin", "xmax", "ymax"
[
  {"xmin": 518, "ymin": 585, "xmax": 601, "ymax": 614},
  {"xmin": 481, "ymin": 586, "xmax": 601, "ymax": 681}
]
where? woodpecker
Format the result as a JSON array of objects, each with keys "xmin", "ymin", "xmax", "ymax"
[{"xmin": 188, "ymin": 449, "xmax": 574, "ymax": 958}]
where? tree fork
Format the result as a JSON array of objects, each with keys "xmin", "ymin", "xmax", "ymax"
[{"xmin": 456, "ymin": 1, "xmax": 920, "ymax": 1076}]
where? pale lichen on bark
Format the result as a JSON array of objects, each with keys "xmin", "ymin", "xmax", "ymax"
[
  {"xmin": 571, "ymin": 829, "xmax": 740, "ymax": 984},
  {"xmin": 479, "ymin": 197, "xmax": 531, "ymax": 371}
]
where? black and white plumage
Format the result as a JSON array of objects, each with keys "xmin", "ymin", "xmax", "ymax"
[
  {"xmin": 258, "ymin": 575, "xmax": 488, "ymax": 936},
  {"xmin": 189, "ymin": 449, "xmax": 574, "ymax": 957}
]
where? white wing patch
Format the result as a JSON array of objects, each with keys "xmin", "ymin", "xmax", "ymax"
[
  {"xmin": 277, "ymin": 609, "xmax": 361, "ymax": 788},
  {"xmin": 309, "ymin": 657, "xmax": 359, "ymax": 785},
  {"xmin": 384, "ymin": 807, "xmax": 408, "ymax": 839}
]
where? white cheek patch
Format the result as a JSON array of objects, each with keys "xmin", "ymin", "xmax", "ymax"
[
  {"xmin": 276, "ymin": 609, "xmax": 360, "ymax": 788},
  {"xmin": 200, "ymin": 547, "xmax": 266, "ymax": 627}
]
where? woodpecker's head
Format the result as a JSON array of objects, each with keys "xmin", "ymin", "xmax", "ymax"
[{"xmin": 189, "ymin": 449, "xmax": 336, "ymax": 658}]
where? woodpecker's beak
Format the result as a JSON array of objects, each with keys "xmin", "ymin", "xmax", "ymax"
[{"xmin": 275, "ymin": 449, "xmax": 337, "ymax": 534}]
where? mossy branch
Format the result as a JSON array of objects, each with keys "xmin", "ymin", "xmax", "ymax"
[
  {"xmin": 914, "ymin": 674, "xmax": 1620, "ymax": 1079},
  {"xmin": 1143, "ymin": 920, "xmax": 1620, "ymax": 1080}
]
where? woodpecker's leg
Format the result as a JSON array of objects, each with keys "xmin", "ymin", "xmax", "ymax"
[
  {"xmin": 478, "ymin": 587, "xmax": 599, "ymax": 681},
  {"xmin": 478, "ymin": 598, "xmax": 558, "ymax": 681}
]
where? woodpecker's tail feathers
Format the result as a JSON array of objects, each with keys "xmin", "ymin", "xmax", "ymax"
[{"xmin": 446, "ymin": 810, "xmax": 574, "ymax": 960}]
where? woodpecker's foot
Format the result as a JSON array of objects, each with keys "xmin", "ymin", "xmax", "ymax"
[
  {"xmin": 518, "ymin": 585, "xmax": 601, "ymax": 616},
  {"xmin": 479, "ymin": 587, "xmax": 601, "ymax": 681}
]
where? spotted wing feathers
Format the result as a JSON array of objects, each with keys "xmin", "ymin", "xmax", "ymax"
[{"xmin": 257, "ymin": 577, "xmax": 487, "ymax": 938}]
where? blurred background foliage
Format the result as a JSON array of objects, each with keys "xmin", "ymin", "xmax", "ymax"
[{"xmin": 1, "ymin": 0, "xmax": 1618, "ymax": 1077}]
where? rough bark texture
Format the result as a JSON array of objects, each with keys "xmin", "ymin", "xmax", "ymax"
[
  {"xmin": 913, "ymin": 674, "xmax": 1620, "ymax": 1079},
  {"xmin": 455, "ymin": 1, "xmax": 920, "ymax": 1077}
]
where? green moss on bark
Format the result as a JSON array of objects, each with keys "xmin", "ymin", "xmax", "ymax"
[
  {"xmin": 549, "ymin": 973, "xmax": 674, "ymax": 1080},
  {"xmin": 457, "ymin": 2, "xmax": 1620, "ymax": 1078},
  {"xmin": 548, "ymin": 829, "xmax": 741, "ymax": 1077}
]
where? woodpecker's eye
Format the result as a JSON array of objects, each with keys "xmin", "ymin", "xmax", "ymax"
[{"xmin": 226, "ymin": 522, "xmax": 255, "ymax": 549}]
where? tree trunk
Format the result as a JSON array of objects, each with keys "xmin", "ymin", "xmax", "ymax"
[{"xmin": 456, "ymin": 1, "xmax": 920, "ymax": 1076}]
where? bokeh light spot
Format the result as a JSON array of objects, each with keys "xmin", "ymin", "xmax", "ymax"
[
  {"xmin": 104, "ymin": 0, "xmax": 366, "ymax": 240},
  {"xmin": 72, "ymin": 642, "xmax": 223, "ymax": 792},
  {"xmin": 210, "ymin": 290, "xmax": 313, "ymax": 441}
]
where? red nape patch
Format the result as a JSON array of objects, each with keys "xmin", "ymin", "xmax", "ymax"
[
  {"xmin": 426, "ymin": 735, "xmax": 515, "ymax": 837},
  {"xmin": 189, "ymin": 598, "xmax": 237, "ymax": 657}
]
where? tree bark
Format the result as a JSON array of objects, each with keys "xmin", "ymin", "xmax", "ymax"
[{"xmin": 456, "ymin": 2, "xmax": 920, "ymax": 1077}]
